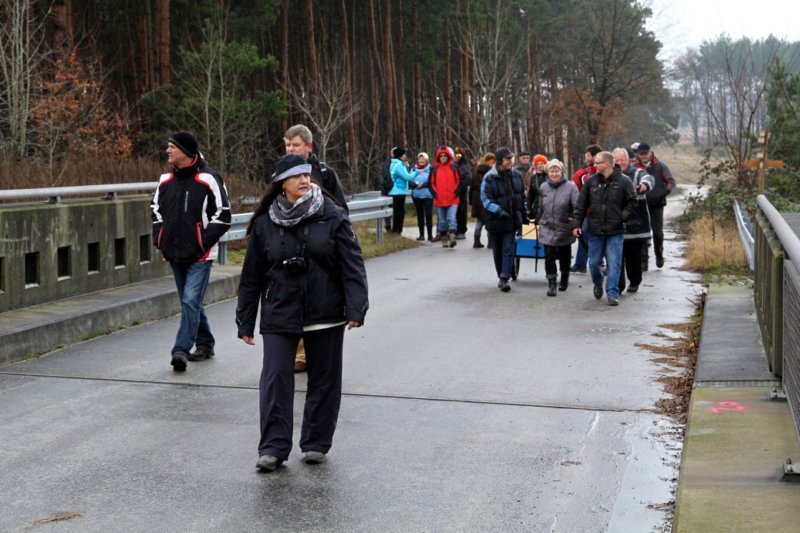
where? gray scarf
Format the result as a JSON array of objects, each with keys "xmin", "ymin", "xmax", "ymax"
[{"xmin": 269, "ymin": 183, "xmax": 324, "ymax": 227}]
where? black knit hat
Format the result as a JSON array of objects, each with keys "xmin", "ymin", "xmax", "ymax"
[
  {"xmin": 392, "ymin": 146, "xmax": 407, "ymax": 159},
  {"xmin": 272, "ymin": 153, "xmax": 312, "ymax": 183},
  {"xmin": 636, "ymin": 142, "xmax": 651, "ymax": 154},
  {"xmin": 169, "ymin": 131, "xmax": 198, "ymax": 158}
]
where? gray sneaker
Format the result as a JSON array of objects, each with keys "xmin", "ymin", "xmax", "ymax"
[
  {"xmin": 256, "ymin": 455, "xmax": 283, "ymax": 472},
  {"xmin": 302, "ymin": 451, "xmax": 326, "ymax": 465},
  {"xmin": 607, "ymin": 297, "xmax": 619, "ymax": 306},
  {"xmin": 188, "ymin": 346, "xmax": 215, "ymax": 361}
]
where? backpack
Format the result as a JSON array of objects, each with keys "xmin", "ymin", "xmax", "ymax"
[{"xmin": 380, "ymin": 158, "xmax": 393, "ymax": 196}]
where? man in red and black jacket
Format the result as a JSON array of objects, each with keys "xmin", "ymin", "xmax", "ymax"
[
  {"xmin": 635, "ymin": 142, "xmax": 676, "ymax": 270},
  {"xmin": 151, "ymin": 131, "xmax": 231, "ymax": 372}
]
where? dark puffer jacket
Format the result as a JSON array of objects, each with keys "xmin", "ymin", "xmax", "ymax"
[
  {"xmin": 573, "ymin": 169, "xmax": 638, "ymax": 236},
  {"xmin": 151, "ymin": 156, "xmax": 231, "ymax": 263},
  {"xmin": 235, "ymin": 197, "xmax": 369, "ymax": 336},
  {"xmin": 481, "ymin": 165, "xmax": 527, "ymax": 233}
]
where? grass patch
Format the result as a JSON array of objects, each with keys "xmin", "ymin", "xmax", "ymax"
[{"xmin": 684, "ymin": 216, "xmax": 748, "ymax": 273}]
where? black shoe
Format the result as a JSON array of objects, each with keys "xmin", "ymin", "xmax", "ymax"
[
  {"xmin": 416, "ymin": 236, "xmax": 425, "ymax": 241},
  {"xmin": 627, "ymin": 284, "xmax": 639, "ymax": 293},
  {"xmin": 455, "ymin": 232, "xmax": 466, "ymax": 240},
  {"xmin": 256, "ymin": 455, "xmax": 283, "ymax": 472},
  {"xmin": 170, "ymin": 351, "xmax": 188, "ymax": 372},
  {"xmin": 570, "ymin": 265, "xmax": 586, "ymax": 274},
  {"xmin": 188, "ymin": 346, "xmax": 215, "ymax": 361},
  {"xmin": 593, "ymin": 285, "xmax": 603, "ymax": 300},
  {"xmin": 641, "ymin": 262, "xmax": 649, "ymax": 272},
  {"xmin": 607, "ymin": 297, "xmax": 619, "ymax": 306},
  {"xmin": 302, "ymin": 451, "xmax": 327, "ymax": 465},
  {"xmin": 656, "ymin": 256, "xmax": 664, "ymax": 268},
  {"xmin": 499, "ymin": 278, "xmax": 511, "ymax": 292}
]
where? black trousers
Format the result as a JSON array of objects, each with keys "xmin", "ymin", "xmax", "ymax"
[
  {"xmin": 412, "ymin": 197, "xmax": 433, "ymax": 239},
  {"xmin": 258, "ymin": 325, "xmax": 345, "ymax": 459},
  {"xmin": 620, "ymin": 238, "xmax": 646, "ymax": 290},
  {"xmin": 642, "ymin": 204, "xmax": 665, "ymax": 264},
  {"xmin": 391, "ymin": 195, "xmax": 406, "ymax": 233},
  {"xmin": 544, "ymin": 244, "xmax": 571, "ymax": 277},
  {"xmin": 456, "ymin": 189, "xmax": 469, "ymax": 234}
]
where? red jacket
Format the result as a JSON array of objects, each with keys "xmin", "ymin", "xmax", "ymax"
[
  {"xmin": 572, "ymin": 165, "xmax": 596, "ymax": 192},
  {"xmin": 431, "ymin": 146, "xmax": 460, "ymax": 207}
]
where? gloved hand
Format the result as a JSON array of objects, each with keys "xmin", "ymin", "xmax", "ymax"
[{"xmin": 497, "ymin": 209, "xmax": 511, "ymax": 220}]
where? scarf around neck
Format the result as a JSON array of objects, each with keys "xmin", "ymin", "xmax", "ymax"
[{"xmin": 269, "ymin": 182, "xmax": 324, "ymax": 227}]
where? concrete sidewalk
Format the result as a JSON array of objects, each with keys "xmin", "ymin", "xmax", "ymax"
[{"xmin": 673, "ymin": 283, "xmax": 800, "ymax": 532}]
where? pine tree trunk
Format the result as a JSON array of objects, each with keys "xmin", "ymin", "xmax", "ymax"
[
  {"xmin": 304, "ymin": 0, "xmax": 319, "ymax": 109},
  {"xmin": 381, "ymin": 0, "xmax": 395, "ymax": 142},
  {"xmin": 156, "ymin": 0, "xmax": 170, "ymax": 85}
]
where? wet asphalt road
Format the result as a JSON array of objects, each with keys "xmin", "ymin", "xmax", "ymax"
[{"xmin": 0, "ymin": 188, "xmax": 701, "ymax": 532}]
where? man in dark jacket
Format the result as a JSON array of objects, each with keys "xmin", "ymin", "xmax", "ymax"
[
  {"xmin": 284, "ymin": 124, "xmax": 348, "ymax": 211},
  {"xmin": 284, "ymin": 124, "xmax": 348, "ymax": 372},
  {"xmin": 635, "ymin": 142, "xmax": 675, "ymax": 269},
  {"xmin": 151, "ymin": 131, "xmax": 231, "ymax": 371},
  {"xmin": 481, "ymin": 147, "xmax": 528, "ymax": 292},
  {"xmin": 573, "ymin": 151, "xmax": 637, "ymax": 306}
]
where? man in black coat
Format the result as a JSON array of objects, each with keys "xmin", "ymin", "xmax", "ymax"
[
  {"xmin": 481, "ymin": 147, "xmax": 528, "ymax": 292},
  {"xmin": 573, "ymin": 151, "xmax": 637, "ymax": 306},
  {"xmin": 635, "ymin": 142, "xmax": 676, "ymax": 269}
]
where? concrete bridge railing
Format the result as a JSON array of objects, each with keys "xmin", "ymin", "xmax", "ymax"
[{"xmin": 0, "ymin": 185, "xmax": 390, "ymax": 313}]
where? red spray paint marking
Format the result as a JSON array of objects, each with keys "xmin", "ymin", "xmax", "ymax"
[{"xmin": 711, "ymin": 401, "xmax": 748, "ymax": 414}]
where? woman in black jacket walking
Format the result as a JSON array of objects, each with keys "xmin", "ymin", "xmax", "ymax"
[{"xmin": 236, "ymin": 154, "xmax": 369, "ymax": 472}]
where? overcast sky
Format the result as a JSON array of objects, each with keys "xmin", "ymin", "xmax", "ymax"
[{"xmin": 646, "ymin": 0, "xmax": 800, "ymax": 61}]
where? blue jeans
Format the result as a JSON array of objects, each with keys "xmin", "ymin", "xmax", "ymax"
[
  {"xmin": 170, "ymin": 260, "xmax": 214, "ymax": 354},
  {"xmin": 587, "ymin": 233, "xmax": 624, "ymax": 299},
  {"xmin": 490, "ymin": 230, "xmax": 516, "ymax": 280},
  {"xmin": 436, "ymin": 205, "xmax": 458, "ymax": 233},
  {"xmin": 573, "ymin": 217, "xmax": 590, "ymax": 268}
]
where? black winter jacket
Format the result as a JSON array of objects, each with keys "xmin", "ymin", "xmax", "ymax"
[
  {"xmin": 151, "ymin": 157, "xmax": 231, "ymax": 263},
  {"xmin": 638, "ymin": 155, "xmax": 675, "ymax": 207},
  {"xmin": 481, "ymin": 166, "xmax": 527, "ymax": 233},
  {"xmin": 573, "ymin": 169, "xmax": 638, "ymax": 236},
  {"xmin": 235, "ymin": 197, "xmax": 368, "ymax": 336},
  {"xmin": 308, "ymin": 153, "xmax": 348, "ymax": 211}
]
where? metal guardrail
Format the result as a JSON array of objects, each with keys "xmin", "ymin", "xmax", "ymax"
[
  {"xmin": 217, "ymin": 195, "xmax": 392, "ymax": 264},
  {"xmin": 734, "ymin": 200, "xmax": 755, "ymax": 271},
  {"xmin": 0, "ymin": 182, "xmax": 158, "ymax": 203}
]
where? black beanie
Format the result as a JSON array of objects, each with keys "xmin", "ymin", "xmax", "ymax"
[
  {"xmin": 392, "ymin": 146, "xmax": 407, "ymax": 159},
  {"xmin": 169, "ymin": 131, "xmax": 198, "ymax": 158},
  {"xmin": 272, "ymin": 153, "xmax": 312, "ymax": 183}
]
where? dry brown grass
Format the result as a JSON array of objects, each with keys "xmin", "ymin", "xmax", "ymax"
[
  {"xmin": 652, "ymin": 140, "xmax": 703, "ymax": 185},
  {"xmin": 684, "ymin": 216, "xmax": 747, "ymax": 272}
]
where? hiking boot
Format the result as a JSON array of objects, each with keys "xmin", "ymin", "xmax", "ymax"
[
  {"xmin": 627, "ymin": 284, "xmax": 639, "ymax": 293},
  {"xmin": 607, "ymin": 297, "xmax": 619, "ymax": 306},
  {"xmin": 256, "ymin": 455, "xmax": 283, "ymax": 472},
  {"xmin": 473, "ymin": 235, "xmax": 484, "ymax": 248},
  {"xmin": 302, "ymin": 451, "xmax": 327, "ymax": 465},
  {"xmin": 188, "ymin": 346, "xmax": 215, "ymax": 361},
  {"xmin": 570, "ymin": 265, "xmax": 586, "ymax": 274},
  {"xmin": 559, "ymin": 272, "xmax": 569, "ymax": 291},
  {"xmin": 656, "ymin": 256, "xmax": 664, "ymax": 268},
  {"xmin": 593, "ymin": 285, "xmax": 603, "ymax": 300},
  {"xmin": 448, "ymin": 231, "xmax": 457, "ymax": 248},
  {"xmin": 170, "ymin": 351, "xmax": 188, "ymax": 372},
  {"xmin": 441, "ymin": 233, "xmax": 449, "ymax": 248},
  {"xmin": 547, "ymin": 275, "xmax": 557, "ymax": 297}
]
